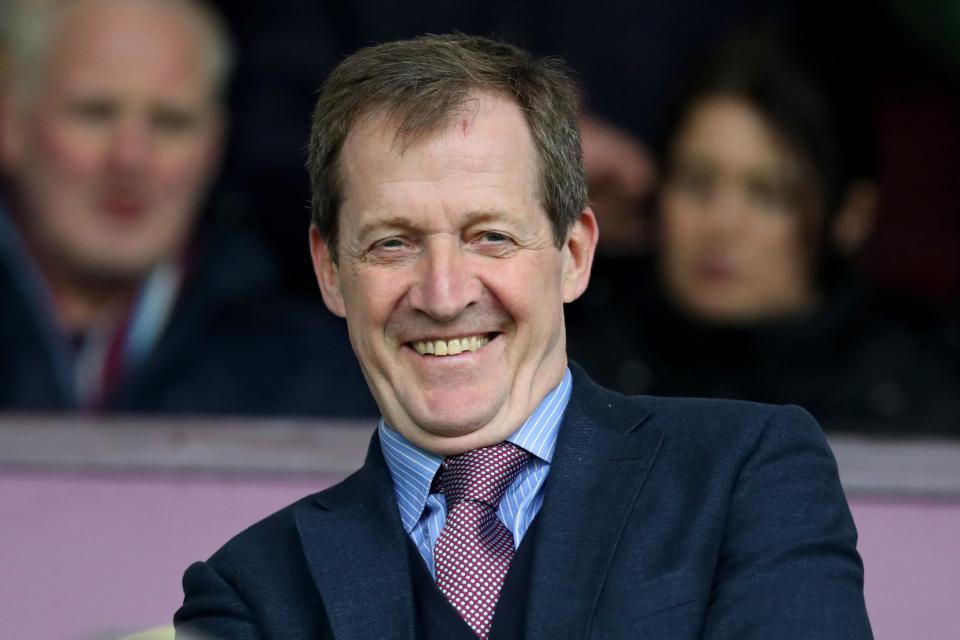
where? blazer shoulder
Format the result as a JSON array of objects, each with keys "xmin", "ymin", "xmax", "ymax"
[
  {"xmin": 635, "ymin": 394, "xmax": 830, "ymax": 464},
  {"xmin": 206, "ymin": 462, "xmax": 372, "ymax": 567},
  {"xmin": 206, "ymin": 494, "xmax": 310, "ymax": 567},
  {"xmin": 570, "ymin": 362, "xmax": 822, "ymax": 446},
  {"xmin": 638, "ymin": 394, "xmax": 816, "ymax": 426}
]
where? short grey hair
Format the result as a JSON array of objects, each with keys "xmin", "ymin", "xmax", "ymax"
[
  {"xmin": 1, "ymin": 0, "xmax": 233, "ymax": 103},
  {"xmin": 308, "ymin": 33, "xmax": 587, "ymax": 260}
]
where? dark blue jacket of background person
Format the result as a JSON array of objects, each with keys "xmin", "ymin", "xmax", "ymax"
[
  {"xmin": 175, "ymin": 365, "xmax": 872, "ymax": 639},
  {"xmin": 0, "ymin": 206, "xmax": 376, "ymax": 417}
]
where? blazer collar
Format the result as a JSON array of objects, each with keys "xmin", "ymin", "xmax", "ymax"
[
  {"xmin": 294, "ymin": 434, "xmax": 417, "ymax": 640},
  {"xmin": 525, "ymin": 363, "xmax": 663, "ymax": 639},
  {"xmin": 292, "ymin": 364, "xmax": 662, "ymax": 640}
]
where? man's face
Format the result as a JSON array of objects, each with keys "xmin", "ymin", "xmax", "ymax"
[
  {"xmin": 0, "ymin": 0, "xmax": 222, "ymax": 284},
  {"xmin": 311, "ymin": 93, "xmax": 596, "ymax": 455},
  {"xmin": 659, "ymin": 95, "xmax": 817, "ymax": 323}
]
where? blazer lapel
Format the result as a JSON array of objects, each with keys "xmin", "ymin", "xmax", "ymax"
[
  {"xmin": 294, "ymin": 434, "xmax": 416, "ymax": 640},
  {"xmin": 526, "ymin": 367, "xmax": 664, "ymax": 639}
]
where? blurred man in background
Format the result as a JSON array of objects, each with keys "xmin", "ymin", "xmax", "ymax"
[{"xmin": 0, "ymin": 0, "xmax": 374, "ymax": 416}]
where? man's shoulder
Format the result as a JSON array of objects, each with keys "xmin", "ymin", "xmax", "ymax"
[
  {"xmin": 204, "ymin": 458, "xmax": 376, "ymax": 567},
  {"xmin": 573, "ymin": 363, "xmax": 822, "ymax": 442},
  {"xmin": 206, "ymin": 494, "xmax": 313, "ymax": 567},
  {"xmin": 641, "ymin": 394, "xmax": 825, "ymax": 456},
  {"xmin": 638, "ymin": 392, "xmax": 816, "ymax": 428},
  {"xmin": 178, "ymin": 487, "xmax": 340, "ymax": 634},
  {"xmin": 574, "ymin": 370, "xmax": 826, "ymax": 455}
]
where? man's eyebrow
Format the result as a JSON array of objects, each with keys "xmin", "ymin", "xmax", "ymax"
[
  {"xmin": 356, "ymin": 210, "xmax": 517, "ymax": 237},
  {"xmin": 462, "ymin": 209, "xmax": 515, "ymax": 225},
  {"xmin": 356, "ymin": 216, "xmax": 423, "ymax": 238}
]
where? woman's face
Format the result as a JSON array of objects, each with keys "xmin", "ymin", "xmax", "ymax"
[{"xmin": 659, "ymin": 95, "xmax": 819, "ymax": 324}]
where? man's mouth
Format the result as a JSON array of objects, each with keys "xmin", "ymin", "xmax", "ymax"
[
  {"xmin": 411, "ymin": 333, "xmax": 493, "ymax": 356},
  {"xmin": 101, "ymin": 195, "xmax": 147, "ymax": 221}
]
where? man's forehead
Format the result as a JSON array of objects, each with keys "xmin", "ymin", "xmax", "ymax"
[
  {"xmin": 36, "ymin": 1, "xmax": 213, "ymax": 97},
  {"xmin": 344, "ymin": 91, "xmax": 528, "ymax": 156},
  {"xmin": 335, "ymin": 94, "xmax": 544, "ymax": 235},
  {"xmin": 341, "ymin": 97, "xmax": 535, "ymax": 186}
]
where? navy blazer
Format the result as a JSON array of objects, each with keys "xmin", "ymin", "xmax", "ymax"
[{"xmin": 175, "ymin": 365, "xmax": 872, "ymax": 639}]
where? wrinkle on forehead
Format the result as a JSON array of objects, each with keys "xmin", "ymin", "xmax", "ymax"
[
  {"xmin": 341, "ymin": 94, "xmax": 537, "ymax": 196},
  {"xmin": 347, "ymin": 91, "xmax": 509, "ymax": 158}
]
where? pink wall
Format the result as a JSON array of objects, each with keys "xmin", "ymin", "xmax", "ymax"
[
  {"xmin": 851, "ymin": 497, "xmax": 960, "ymax": 640},
  {"xmin": 1, "ymin": 470, "xmax": 958, "ymax": 639},
  {"xmin": 0, "ymin": 471, "xmax": 335, "ymax": 640}
]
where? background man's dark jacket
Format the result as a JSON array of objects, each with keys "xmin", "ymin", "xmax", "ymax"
[{"xmin": 0, "ymin": 220, "xmax": 376, "ymax": 417}]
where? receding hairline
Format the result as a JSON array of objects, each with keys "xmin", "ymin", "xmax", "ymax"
[
  {"xmin": 345, "ymin": 89, "xmax": 532, "ymax": 156},
  {"xmin": 333, "ymin": 89, "xmax": 546, "ymax": 228},
  {"xmin": 3, "ymin": 0, "xmax": 233, "ymax": 104}
]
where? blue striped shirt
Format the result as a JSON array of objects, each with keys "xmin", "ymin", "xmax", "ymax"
[{"xmin": 378, "ymin": 368, "xmax": 572, "ymax": 577}]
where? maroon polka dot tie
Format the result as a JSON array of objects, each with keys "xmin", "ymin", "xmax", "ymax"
[{"xmin": 433, "ymin": 442, "xmax": 531, "ymax": 639}]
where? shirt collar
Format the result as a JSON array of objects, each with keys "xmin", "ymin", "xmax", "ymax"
[{"xmin": 378, "ymin": 367, "xmax": 573, "ymax": 533}]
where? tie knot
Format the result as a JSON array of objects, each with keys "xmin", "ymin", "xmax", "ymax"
[{"xmin": 435, "ymin": 442, "xmax": 531, "ymax": 509}]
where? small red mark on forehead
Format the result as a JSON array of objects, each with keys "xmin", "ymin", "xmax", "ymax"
[{"xmin": 461, "ymin": 118, "xmax": 471, "ymax": 135}]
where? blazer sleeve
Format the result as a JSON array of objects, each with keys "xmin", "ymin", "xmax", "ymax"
[
  {"xmin": 702, "ymin": 405, "xmax": 873, "ymax": 639},
  {"xmin": 174, "ymin": 560, "xmax": 262, "ymax": 640}
]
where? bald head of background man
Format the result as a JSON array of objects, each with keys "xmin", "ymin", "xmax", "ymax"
[{"xmin": 0, "ymin": 0, "xmax": 228, "ymax": 333}]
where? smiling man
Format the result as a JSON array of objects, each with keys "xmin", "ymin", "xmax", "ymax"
[
  {"xmin": 313, "ymin": 89, "xmax": 591, "ymax": 456},
  {"xmin": 176, "ymin": 35, "xmax": 872, "ymax": 639}
]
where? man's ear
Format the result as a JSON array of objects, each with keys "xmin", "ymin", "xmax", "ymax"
[
  {"xmin": 561, "ymin": 207, "xmax": 599, "ymax": 303},
  {"xmin": 199, "ymin": 110, "xmax": 228, "ymax": 186},
  {"xmin": 309, "ymin": 226, "xmax": 346, "ymax": 318},
  {"xmin": 0, "ymin": 94, "xmax": 25, "ymax": 170}
]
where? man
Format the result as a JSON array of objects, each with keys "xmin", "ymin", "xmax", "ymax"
[
  {"xmin": 0, "ymin": 0, "xmax": 372, "ymax": 415},
  {"xmin": 176, "ymin": 35, "xmax": 871, "ymax": 638}
]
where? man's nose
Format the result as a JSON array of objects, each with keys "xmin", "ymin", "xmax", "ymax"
[
  {"xmin": 106, "ymin": 118, "xmax": 152, "ymax": 173},
  {"xmin": 408, "ymin": 238, "xmax": 481, "ymax": 322}
]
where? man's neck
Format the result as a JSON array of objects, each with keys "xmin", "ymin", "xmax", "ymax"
[
  {"xmin": 32, "ymin": 251, "xmax": 139, "ymax": 335},
  {"xmin": 50, "ymin": 278, "xmax": 136, "ymax": 335},
  {"xmin": 5, "ymin": 206, "xmax": 140, "ymax": 334}
]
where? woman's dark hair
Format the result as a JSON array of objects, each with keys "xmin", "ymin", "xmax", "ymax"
[{"xmin": 657, "ymin": 27, "xmax": 875, "ymax": 279}]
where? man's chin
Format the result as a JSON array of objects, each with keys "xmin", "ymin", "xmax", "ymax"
[
  {"xmin": 413, "ymin": 427, "xmax": 512, "ymax": 457},
  {"xmin": 395, "ymin": 406, "xmax": 514, "ymax": 456},
  {"xmin": 61, "ymin": 252, "xmax": 161, "ymax": 290}
]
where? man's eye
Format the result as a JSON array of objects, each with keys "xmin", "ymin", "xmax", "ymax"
[
  {"xmin": 152, "ymin": 108, "xmax": 198, "ymax": 135},
  {"xmin": 67, "ymin": 99, "xmax": 116, "ymax": 123},
  {"xmin": 475, "ymin": 231, "xmax": 514, "ymax": 245},
  {"xmin": 472, "ymin": 231, "xmax": 516, "ymax": 257},
  {"xmin": 363, "ymin": 237, "xmax": 416, "ymax": 264},
  {"xmin": 378, "ymin": 238, "xmax": 407, "ymax": 249},
  {"xmin": 368, "ymin": 237, "xmax": 413, "ymax": 256}
]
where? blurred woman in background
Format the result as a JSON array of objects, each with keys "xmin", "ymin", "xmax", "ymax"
[{"xmin": 568, "ymin": 30, "xmax": 959, "ymax": 435}]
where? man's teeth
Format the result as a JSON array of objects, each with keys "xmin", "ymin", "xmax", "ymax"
[{"xmin": 413, "ymin": 335, "xmax": 490, "ymax": 356}]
